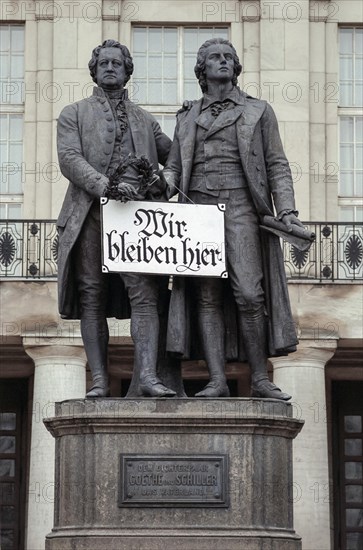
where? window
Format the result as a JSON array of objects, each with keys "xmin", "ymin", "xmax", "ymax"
[
  {"xmin": 131, "ymin": 26, "xmax": 229, "ymax": 138},
  {"xmin": 340, "ymin": 27, "xmax": 363, "ymax": 107},
  {"xmin": 0, "ymin": 380, "xmax": 29, "ymax": 550},
  {"xmin": 333, "ymin": 382, "xmax": 363, "ymax": 550},
  {"xmin": 0, "ymin": 25, "xmax": 24, "ymax": 219},
  {"xmin": 339, "ymin": 28, "xmax": 363, "ymax": 222}
]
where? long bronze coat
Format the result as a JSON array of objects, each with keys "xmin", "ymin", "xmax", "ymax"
[
  {"xmin": 164, "ymin": 89, "xmax": 298, "ymax": 358},
  {"xmin": 57, "ymin": 87, "xmax": 171, "ymax": 319}
]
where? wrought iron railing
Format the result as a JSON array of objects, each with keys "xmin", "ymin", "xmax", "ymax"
[
  {"xmin": 283, "ymin": 222, "xmax": 362, "ymax": 282},
  {"xmin": 0, "ymin": 220, "xmax": 362, "ymax": 282},
  {"xmin": 0, "ymin": 220, "xmax": 58, "ymax": 279}
]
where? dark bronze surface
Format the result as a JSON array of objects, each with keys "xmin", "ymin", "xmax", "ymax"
[
  {"xmin": 164, "ymin": 38, "xmax": 304, "ymax": 400},
  {"xmin": 56, "ymin": 39, "xmax": 181, "ymax": 398}
]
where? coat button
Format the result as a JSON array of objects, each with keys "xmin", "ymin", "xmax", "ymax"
[
  {"xmin": 101, "ymin": 160, "xmax": 107, "ymax": 167},
  {"xmin": 104, "ymin": 150, "xmax": 111, "ymax": 155},
  {"xmin": 106, "ymin": 137, "xmax": 113, "ymax": 143},
  {"xmin": 253, "ymin": 150, "xmax": 258, "ymax": 156},
  {"xmin": 106, "ymin": 115, "xmax": 113, "ymax": 121},
  {"xmin": 107, "ymin": 126, "xmax": 113, "ymax": 132},
  {"xmin": 256, "ymin": 165, "xmax": 261, "ymax": 171},
  {"xmin": 100, "ymin": 98, "xmax": 106, "ymax": 104},
  {"xmin": 103, "ymin": 107, "xmax": 109, "ymax": 112},
  {"xmin": 96, "ymin": 174, "xmax": 101, "ymax": 180}
]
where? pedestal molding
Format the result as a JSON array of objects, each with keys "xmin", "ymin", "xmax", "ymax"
[{"xmin": 45, "ymin": 416, "xmax": 303, "ymax": 438}]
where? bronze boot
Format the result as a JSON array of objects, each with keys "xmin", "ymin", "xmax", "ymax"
[
  {"xmin": 132, "ymin": 313, "xmax": 176, "ymax": 397},
  {"xmin": 82, "ymin": 318, "xmax": 110, "ymax": 398},
  {"xmin": 239, "ymin": 308, "xmax": 291, "ymax": 401},
  {"xmin": 195, "ymin": 308, "xmax": 230, "ymax": 398}
]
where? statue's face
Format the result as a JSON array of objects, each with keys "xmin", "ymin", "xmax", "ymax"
[
  {"xmin": 96, "ymin": 47, "xmax": 126, "ymax": 89},
  {"xmin": 204, "ymin": 43, "xmax": 234, "ymax": 85}
]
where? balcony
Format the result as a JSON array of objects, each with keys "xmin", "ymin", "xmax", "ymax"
[{"xmin": 0, "ymin": 220, "xmax": 362, "ymax": 282}]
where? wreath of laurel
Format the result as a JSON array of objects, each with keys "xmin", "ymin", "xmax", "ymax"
[{"xmin": 107, "ymin": 154, "xmax": 157, "ymax": 201}]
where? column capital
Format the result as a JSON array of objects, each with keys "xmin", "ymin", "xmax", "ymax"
[
  {"xmin": 23, "ymin": 333, "xmax": 86, "ymax": 366},
  {"xmin": 271, "ymin": 335, "xmax": 338, "ymax": 369}
]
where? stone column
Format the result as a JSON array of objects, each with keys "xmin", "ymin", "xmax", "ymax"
[
  {"xmin": 24, "ymin": 337, "xmax": 86, "ymax": 550},
  {"xmin": 271, "ymin": 336, "xmax": 338, "ymax": 550}
]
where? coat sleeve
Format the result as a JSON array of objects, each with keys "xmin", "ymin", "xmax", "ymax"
[
  {"xmin": 162, "ymin": 121, "xmax": 183, "ymax": 200},
  {"xmin": 260, "ymin": 103, "xmax": 296, "ymax": 216},
  {"xmin": 150, "ymin": 118, "xmax": 172, "ymax": 166},
  {"xmin": 57, "ymin": 103, "xmax": 109, "ymax": 198}
]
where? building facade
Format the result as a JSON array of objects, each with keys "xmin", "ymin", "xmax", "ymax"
[{"xmin": 0, "ymin": 1, "xmax": 362, "ymax": 549}]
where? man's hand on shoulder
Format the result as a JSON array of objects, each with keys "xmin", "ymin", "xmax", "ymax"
[{"xmin": 176, "ymin": 99, "xmax": 195, "ymax": 116}]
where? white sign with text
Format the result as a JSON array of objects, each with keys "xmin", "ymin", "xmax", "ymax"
[{"xmin": 101, "ymin": 199, "xmax": 227, "ymax": 277}]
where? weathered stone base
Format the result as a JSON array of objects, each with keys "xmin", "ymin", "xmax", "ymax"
[
  {"xmin": 46, "ymin": 529, "xmax": 301, "ymax": 550},
  {"xmin": 44, "ymin": 399, "xmax": 303, "ymax": 550}
]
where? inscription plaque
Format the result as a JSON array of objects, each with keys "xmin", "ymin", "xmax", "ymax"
[{"xmin": 119, "ymin": 454, "xmax": 228, "ymax": 507}]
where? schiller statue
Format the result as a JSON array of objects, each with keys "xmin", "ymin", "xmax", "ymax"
[{"xmin": 164, "ymin": 38, "xmax": 304, "ymax": 399}]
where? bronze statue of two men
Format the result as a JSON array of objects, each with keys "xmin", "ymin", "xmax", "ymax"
[{"xmin": 57, "ymin": 38, "xmax": 303, "ymax": 400}]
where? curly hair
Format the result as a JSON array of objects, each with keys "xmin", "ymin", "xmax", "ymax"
[
  {"xmin": 194, "ymin": 38, "xmax": 242, "ymax": 93},
  {"xmin": 88, "ymin": 39, "xmax": 134, "ymax": 85}
]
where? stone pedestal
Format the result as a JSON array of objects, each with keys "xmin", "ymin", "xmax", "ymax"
[{"xmin": 44, "ymin": 399, "xmax": 304, "ymax": 550}]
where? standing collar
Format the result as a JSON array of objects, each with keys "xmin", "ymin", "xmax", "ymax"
[
  {"xmin": 92, "ymin": 86, "xmax": 129, "ymax": 100},
  {"xmin": 202, "ymin": 86, "xmax": 243, "ymax": 110}
]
